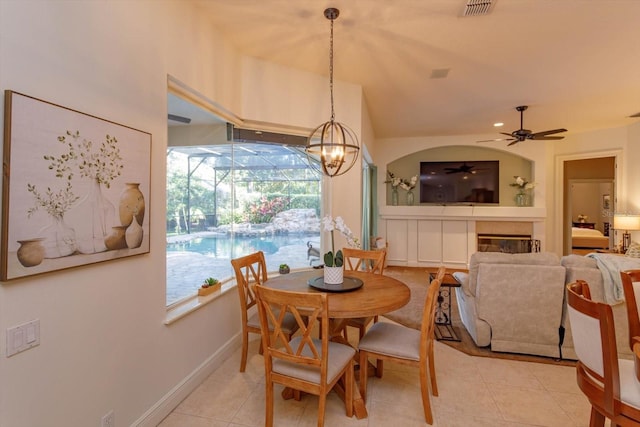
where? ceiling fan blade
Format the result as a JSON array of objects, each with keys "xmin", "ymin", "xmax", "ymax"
[
  {"xmin": 507, "ymin": 140, "xmax": 521, "ymax": 147},
  {"xmin": 530, "ymin": 128, "xmax": 567, "ymax": 137},
  {"xmin": 530, "ymin": 135, "xmax": 565, "ymax": 140},
  {"xmin": 476, "ymin": 138, "xmax": 511, "ymax": 142},
  {"xmin": 500, "ymin": 132, "xmax": 515, "ymax": 137}
]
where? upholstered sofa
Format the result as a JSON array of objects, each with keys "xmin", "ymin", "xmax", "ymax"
[
  {"xmin": 454, "ymin": 252, "xmax": 567, "ymax": 358},
  {"xmin": 455, "ymin": 251, "xmax": 640, "ymax": 360}
]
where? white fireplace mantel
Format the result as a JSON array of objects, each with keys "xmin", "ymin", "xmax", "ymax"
[{"xmin": 378, "ymin": 205, "xmax": 547, "ymax": 268}]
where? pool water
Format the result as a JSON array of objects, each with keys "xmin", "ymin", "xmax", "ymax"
[
  {"xmin": 166, "ymin": 232, "xmax": 321, "ymax": 305},
  {"xmin": 167, "ymin": 233, "xmax": 320, "ymax": 259}
]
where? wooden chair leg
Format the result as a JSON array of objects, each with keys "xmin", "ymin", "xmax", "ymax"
[
  {"xmin": 317, "ymin": 393, "xmax": 327, "ymax": 427},
  {"xmin": 240, "ymin": 331, "xmax": 249, "ymax": 372},
  {"xmin": 344, "ymin": 362, "xmax": 354, "ymax": 417},
  {"xmin": 359, "ymin": 350, "xmax": 369, "ymax": 400},
  {"xmin": 419, "ymin": 362, "xmax": 433, "ymax": 424},
  {"xmin": 589, "ymin": 407, "xmax": 605, "ymax": 427},
  {"xmin": 428, "ymin": 340, "xmax": 438, "ymax": 396},
  {"xmin": 265, "ymin": 381, "xmax": 274, "ymax": 427}
]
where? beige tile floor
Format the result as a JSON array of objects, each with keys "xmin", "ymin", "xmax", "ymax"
[{"xmin": 159, "ymin": 328, "xmax": 602, "ymax": 427}]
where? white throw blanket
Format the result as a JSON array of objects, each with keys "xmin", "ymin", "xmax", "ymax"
[{"xmin": 586, "ymin": 253, "xmax": 640, "ymax": 304}]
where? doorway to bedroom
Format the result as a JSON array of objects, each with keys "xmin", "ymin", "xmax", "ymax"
[{"xmin": 564, "ymin": 157, "xmax": 615, "ymax": 255}]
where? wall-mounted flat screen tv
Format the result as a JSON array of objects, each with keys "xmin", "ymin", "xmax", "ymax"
[{"xmin": 419, "ymin": 160, "xmax": 499, "ymax": 204}]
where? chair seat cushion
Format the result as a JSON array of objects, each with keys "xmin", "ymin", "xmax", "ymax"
[
  {"xmin": 620, "ymin": 359, "xmax": 640, "ymax": 410},
  {"xmin": 272, "ymin": 337, "xmax": 356, "ymax": 384},
  {"xmin": 247, "ymin": 311, "xmax": 298, "ymax": 335},
  {"xmin": 358, "ymin": 322, "xmax": 421, "ymax": 361}
]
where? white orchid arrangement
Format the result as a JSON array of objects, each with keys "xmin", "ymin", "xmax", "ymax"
[
  {"xmin": 384, "ymin": 171, "xmax": 402, "ymax": 188},
  {"xmin": 321, "ymin": 215, "xmax": 360, "ymax": 267},
  {"xmin": 399, "ymin": 175, "xmax": 418, "ymax": 191},
  {"xmin": 510, "ymin": 176, "xmax": 535, "ymax": 190}
]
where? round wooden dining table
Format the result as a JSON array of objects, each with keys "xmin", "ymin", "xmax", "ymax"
[
  {"xmin": 263, "ymin": 269, "xmax": 411, "ymax": 419},
  {"xmin": 263, "ymin": 269, "xmax": 410, "ymax": 319}
]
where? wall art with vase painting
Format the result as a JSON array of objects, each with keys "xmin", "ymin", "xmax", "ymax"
[{"xmin": 1, "ymin": 91, "xmax": 151, "ymax": 281}]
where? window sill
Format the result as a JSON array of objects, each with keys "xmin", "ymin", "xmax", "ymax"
[{"xmin": 164, "ymin": 281, "xmax": 235, "ymax": 325}]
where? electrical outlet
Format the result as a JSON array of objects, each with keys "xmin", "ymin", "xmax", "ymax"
[{"xmin": 101, "ymin": 410, "xmax": 114, "ymax": 427}]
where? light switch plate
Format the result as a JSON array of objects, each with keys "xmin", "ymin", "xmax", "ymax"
[{"xmin": 6, "ymin": 319, "xmax": 40, "ymax": 357}]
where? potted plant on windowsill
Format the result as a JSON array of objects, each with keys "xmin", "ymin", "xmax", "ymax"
[
  {"xmin": 198, "ymin": 277, "xmax": 221, "ymax": 296},
  {"xmin": 279, "ymin": 263, "xmax": 290, "ymax": 274}
]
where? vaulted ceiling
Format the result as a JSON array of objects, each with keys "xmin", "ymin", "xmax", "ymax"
[{"xmin": 190, "ymin": 0, "xmax": 640, "ymax": 141}]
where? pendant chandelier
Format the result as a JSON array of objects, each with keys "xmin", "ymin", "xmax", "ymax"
[{"xmin": 306, "ymin": 7, "xmax": 360, "ymax": 178}]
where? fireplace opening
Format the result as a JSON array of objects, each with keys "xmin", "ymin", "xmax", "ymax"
[{"xmin": 477, "ymin": 234, "xmax": 540, "ymax": 253}]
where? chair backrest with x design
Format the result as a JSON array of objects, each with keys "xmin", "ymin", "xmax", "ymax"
[
  {"xmin": 255, "ymin": 285, "xmax": 329, "ymax": 373},
  {"xmin": 231, "ymin": 251, "xmax": 267, "ymax": 321},
  {"xmin": 342, "ymin": 248, "xmax": 386, "ymax": 275}
]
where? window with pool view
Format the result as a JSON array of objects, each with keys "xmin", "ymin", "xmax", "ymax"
[{"xmin": 166, "ymin": 141, "xmax": 322, "ymax": 306}]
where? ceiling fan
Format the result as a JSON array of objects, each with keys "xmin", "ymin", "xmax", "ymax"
[
  {"xmin": 478, "ymin": 105, "xmax": 567, "ymax": 146},
  {"xmin": 444, "ymin": 162, "xmax": 478, "ymax": 174}
]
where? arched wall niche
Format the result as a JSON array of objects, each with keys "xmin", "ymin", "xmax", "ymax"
[{"xmin": 384, "ymin": 145, "xmax": 533, "ymax": 206}]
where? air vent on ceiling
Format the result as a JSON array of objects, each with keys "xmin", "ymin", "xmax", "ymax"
[
  {"xmin": 227, "ymin": 123, "xmax": 308, "ymax": 147},
  {"xmin": 462, "ymin": 0, "xmax": 495, "ymax": 17}
]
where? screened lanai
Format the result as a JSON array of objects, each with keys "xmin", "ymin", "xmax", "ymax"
[{"xmin": 166, "ymin": 134, "xmax": 324, "ymax": 305}]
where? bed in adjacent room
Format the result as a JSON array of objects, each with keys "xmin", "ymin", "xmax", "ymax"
[{"xmin": 571, "ymin": 227, "xmax": 609, "ymax": 250}]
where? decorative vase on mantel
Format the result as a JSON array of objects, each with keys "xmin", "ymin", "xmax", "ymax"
[
  {"xmin": 391, "ymin": 188, "xmax": 399, "ymax": 206},
  {"xmin": 515, "ymin": 190, "xmax": 529, "ymax": 207},
  {"xmin": 406, "ymin": 190, "xmax": 415, "ymax": 206},
  {"xmin": 324, "ymin": 266, "xmax": 344, "ymax": 285}
]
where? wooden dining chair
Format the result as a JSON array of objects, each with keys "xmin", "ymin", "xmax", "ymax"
[
  {"xmin": 341, "ymin": 247, "xmax": 387, "ymax": 342},
  {"xmin": 357, "ymin": 265, "xmax": 445, "ymax": 425},
  {"xmin": 621, "ymin": 269, "xmax": 640, "ymax": 350},
  {"xmin": 254, "ymin": 284, "xmax": 355, "ymax": 427},
  {"xmin": 567, "ymin": 279, "xmax": 640, "ymax": 426},
  {"xmin": 230, "ymin": 251, "xmax": 298, "ymax": 372}
]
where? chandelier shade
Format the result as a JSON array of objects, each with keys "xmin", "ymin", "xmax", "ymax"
[{"xmin": 306, "ymin": 7, "xmax": 360, "ymax": 178}]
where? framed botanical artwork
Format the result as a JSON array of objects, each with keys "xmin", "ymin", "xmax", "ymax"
[
  {"xmin": 603, "ymin": 194, "xmax": 611, "ymax": 210},
  {"xmin": 1, "ymin": 91, "xmax": 151, "ymax": 281}
]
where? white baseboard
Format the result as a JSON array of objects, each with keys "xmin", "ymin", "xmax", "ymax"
[{"xmin": 132, "ymin": 333, "xmax": 242, "ymax": 427}]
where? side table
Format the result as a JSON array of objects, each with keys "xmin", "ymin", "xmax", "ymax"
[{"xmin": 426, "ymin": 267, "xmax": 467, "ymax": 342}]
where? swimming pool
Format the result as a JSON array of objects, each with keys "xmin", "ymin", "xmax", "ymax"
[
  {"xmin": 166, "ymin": 232, "xmax": 321, "ymax": 305},
  {"xmin": 167, "ymin": 232, "xmax": 320, "ymax": 258}
]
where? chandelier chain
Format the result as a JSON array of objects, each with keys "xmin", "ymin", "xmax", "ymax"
[{"xmin": 329, "ymin": 14, "xmax": 335, "ymax": 121}]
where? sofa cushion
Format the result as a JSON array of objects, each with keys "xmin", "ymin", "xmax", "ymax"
[{"xmin": 468, "ymin": 252, "xmax": 560, "ymax": 296}]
